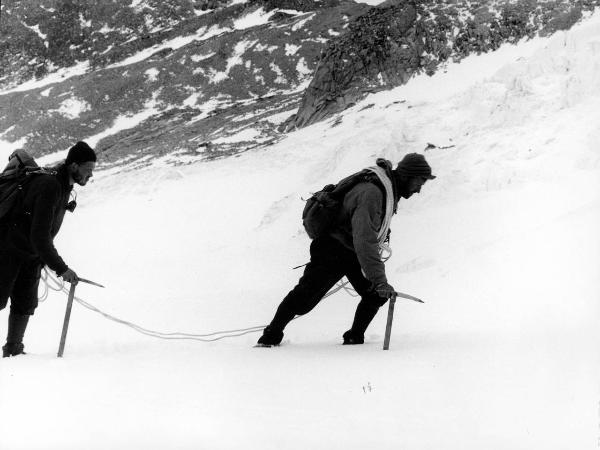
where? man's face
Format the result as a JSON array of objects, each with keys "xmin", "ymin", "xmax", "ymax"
[
  {"xmin": 402, "ymin": 176, "xmax": 427, "ymax": 199},
  {"xmin": 71, "ymin": 161, "xmax": 95, "ymax": 186}
]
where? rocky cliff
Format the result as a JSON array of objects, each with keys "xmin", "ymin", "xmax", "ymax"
[{"xmin": 283, "ymin": 0, "xmax": 599, "ymax": 130}]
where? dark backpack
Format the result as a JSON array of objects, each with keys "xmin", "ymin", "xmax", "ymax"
[
  {"xmin": 0, "ymin": 150, "xmax": 55, "ymax": 223},
  {"xmin": 302, "ymin": 170, "xmax": 375, "ymax": 239}
]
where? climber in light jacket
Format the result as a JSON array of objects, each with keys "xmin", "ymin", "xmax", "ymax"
[{"xmin": 257, "ymin": 153, "xmax": 436, "ymax": 346}]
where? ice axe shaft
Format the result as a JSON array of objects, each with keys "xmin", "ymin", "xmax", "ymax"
[
  {"xmin": 383, "ymin": 292, "xmax": 424, "ymax": 350},
  {"xmin": 57, "ymin": 283, "xmax": 76, "ymax": 358},
  {"xmin": 383, "ymin": 298, "xmax": 396, "ymax": 350}
]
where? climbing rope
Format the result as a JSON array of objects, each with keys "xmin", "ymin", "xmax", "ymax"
[
  {"xmin": 39, "ymin": 268, "xmax": 66, "ymax": 303},
  {"xmin": 41, "ymin": 268, "xmax": 267, "ymax": 341},
  {"xmin": 39, "ymin": 243, "xmax": 392, "ymax": 342},
  {"xmin": 323, "ymin": 242, "xmax": 392, "ymax": 298}
]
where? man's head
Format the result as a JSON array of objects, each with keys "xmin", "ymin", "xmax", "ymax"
[
  {"xmin": 65, "ymin": 141, "xmax": 96, "ymax": 186},
  {"xmin": 394, "ymin": 153, "xmax": 435, "ymax": 199}
]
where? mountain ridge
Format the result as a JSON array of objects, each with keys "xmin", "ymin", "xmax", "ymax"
[{"xmin": 0, "ymin": 0, "xmax": 597, "ymax": 167}]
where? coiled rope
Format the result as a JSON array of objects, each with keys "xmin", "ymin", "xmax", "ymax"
[{"xmin": 40, "ymin": 244, "xmax": 392, "ymax": 342}]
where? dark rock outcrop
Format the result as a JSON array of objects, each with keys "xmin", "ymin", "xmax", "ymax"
[
  {"xmin": 283, "ymin": 0, "xmax": 420, "ymax": 130},
  {"xmin": 251, "ymin": 0, "xmax": 342, "ymax": 12},
  {"xmin": 283, "ymin": 0, "xmax": 598, "ymax": 130}
]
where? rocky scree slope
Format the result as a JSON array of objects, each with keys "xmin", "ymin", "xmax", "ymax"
[
  {"xmin": 0, "ymin": 0, "xmax": 369, "ymax": 167},
  {"xmin": 0, "ymin": 0, "xmax": 597, "ymax": 168}
]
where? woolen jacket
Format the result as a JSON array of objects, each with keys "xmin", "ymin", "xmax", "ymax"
[
  {"xmin": 329, "ymin": 159, "xmax": 399, "ymax": 286},
  {"xmin": 1, "ymin": 164, "xmax": 73, "ymax": 275}
]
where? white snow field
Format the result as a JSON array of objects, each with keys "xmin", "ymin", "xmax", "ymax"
[{"xmin": 1, "ymin": 12, "xmax": 600, "ymax": 450}]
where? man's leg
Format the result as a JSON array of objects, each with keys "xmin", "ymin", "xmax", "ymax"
[
  {"xmin": 0, "ymin": 251, "xmax": 24, "ymax": 357},
  {"xmin": 258, "ymin": 237, "xmax": 345, "ymax": 345},
  {"xmin": 3, "ymin": 259, "xmax": 41, "ymax": 357},
  {"xmin": 342, "ymin": 254, "xmax": 388, "ymax": 344}
]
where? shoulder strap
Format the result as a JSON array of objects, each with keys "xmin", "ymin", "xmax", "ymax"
[{"xmin": 329, "ymin": 169, "xmax": 371, "ymax": 199}]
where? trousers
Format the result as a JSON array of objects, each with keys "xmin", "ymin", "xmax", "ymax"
[
  {"xmin": 269, "ymin": 236, "xmax": 388, "ymax": 333},
  {"xmin": 0, "ymin": 249, "xmax": 42, "ymax": 316}
]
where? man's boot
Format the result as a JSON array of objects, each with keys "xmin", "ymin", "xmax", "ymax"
[
  {"xmin": 342, "ymin": 300, "xmax": 380, "ymax": 345},
  {"xmin": 256, "ymin": 300, "xmax": 298, "ymax": 347},
  {"xmin": 256, "ymin": 326, "xmax": 284, "ymax": 347},
  {"xmin": 2, "ymin": 312, "xmax": 29, "ymax": 357}
]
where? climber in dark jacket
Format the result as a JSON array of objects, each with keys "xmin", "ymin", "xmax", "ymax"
[
  {"xmin": 257, "ymin": 153, "xmax": 435, "ymax": 346},
  {"xmin": 0, "ymin": 141, "xmax": 96, "ymax": 357}
]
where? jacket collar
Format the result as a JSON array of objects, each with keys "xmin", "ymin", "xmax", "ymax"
[{"xmin": 56, "ymin": 164, "xmax": 73, "ymax": 192}]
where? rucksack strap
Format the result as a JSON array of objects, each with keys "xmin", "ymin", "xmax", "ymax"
[
  {"xmin": 11, "ymin": 153, "xmax": 25, "ymax": 168},
  {"xmin": 328, "ymin": 170, "xmax": 372, "ymax": 199}
]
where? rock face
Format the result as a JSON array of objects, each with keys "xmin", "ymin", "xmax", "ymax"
[
  {"xmin": 284, "ymin": 0, "xmax": 420, "ymax": 130},
  {"xmin": 0, "ymin": 0, "xmax": 204, "ymax": 85},
  {"xmin": 0, "ymin": 0, "xmax": 597, "ymax": 167},
  {"xmin": 283, "ymin": 0, "xmax": 599, "ymax": 130},
  {"xmin": 0, "ymin": 0, "xmax": 369, "ymax": 165}
]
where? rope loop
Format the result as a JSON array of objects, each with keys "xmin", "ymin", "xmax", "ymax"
[
  {"xmin": 38, "ymin": 242, "xmax": 392, "ymax": 342},
  {"xmin": 40, "ymin": 268, "xmax": 267, "ymax": 341}
]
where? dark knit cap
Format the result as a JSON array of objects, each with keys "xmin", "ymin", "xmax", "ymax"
[
  {"xmin": 65, "ymin": 141, "xmax": 96, "ymax": 165},
  {"xmin": 396, "ymin": 153, "xmax": 436, "ymax": 179}
]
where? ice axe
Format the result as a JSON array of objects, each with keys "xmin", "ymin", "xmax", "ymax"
[
  {"xmin": 57, "ymin": 277, "xmax": 104, "ymax": 358},
  {"xmin": 383, "ymin": 291, "xmax": 424, "ymax": 351},
  {"xmin": 78, "ymin": 277, "xmax": 105, "ymax": 289}
]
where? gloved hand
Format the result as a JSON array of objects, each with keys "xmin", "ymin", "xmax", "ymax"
[
  {"xmin": 375, "ymin": 282, "xmax": 397, "ymax": 300},
  {"xmin": 59, "ymin": 268, "xmax": 79, "ymax": 285}
]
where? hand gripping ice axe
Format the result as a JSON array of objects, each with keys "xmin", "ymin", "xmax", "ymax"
[
  {"xmin": 383, "ymin": 291, "xmax": 424, "ymax": 351},
  {"xmin": 57, "ymin": 277, "xmax": 105, "ymax": 358}
]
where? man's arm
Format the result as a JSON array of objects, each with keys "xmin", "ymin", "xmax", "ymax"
[
  {"xmin": 29, "ymin": 180, "xmax": 69, "ymax": 275},
  {"xmin": 348, "ymin": 184, "xmax": 387, "ymax": 286}
]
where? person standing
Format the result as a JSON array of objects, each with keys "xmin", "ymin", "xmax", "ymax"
[
  {"xmin": 257, "ymin": 153, "xmax": 435, "ymax": 347},
  {"xmin": 0, "ymin": 141, "xmax": 96, "ymax": 357}
]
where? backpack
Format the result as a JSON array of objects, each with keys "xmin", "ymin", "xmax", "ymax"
[
  {"xmin": 0, "ymin": 150, "xmax": 55, "ymax": 223},
  {"xmin": 302, "ymin": 170, "xmax": 374, "ymax": 239}
]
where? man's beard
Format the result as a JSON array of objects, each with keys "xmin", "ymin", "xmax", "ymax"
[
  {"xmin": 73, "ymin": 171, "xmax": 87, "ymax": 186},
  {"xmin": 396, "ymin": 178, "xmax": 413, "ymax": 199}
]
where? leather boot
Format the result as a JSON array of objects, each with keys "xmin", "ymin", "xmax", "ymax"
[
  {"xmin": 343, "ymin": 301, "xmax": 380, "ymax": 345},
  {"xmin": 257, "ymin": 326, "xmax": 284, "ymax": 346},
  {"xmin": 3, "ymin": 312, "xmax": 29, "ymax": 357},
  {"xmin": 2, "ymin": 342, "xmax": 25, "ymax": 357}
]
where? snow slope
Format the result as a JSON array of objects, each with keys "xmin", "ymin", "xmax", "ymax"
[{"xmin": 1, "ymin": 12, "xmax": 599, "ymax": 450}]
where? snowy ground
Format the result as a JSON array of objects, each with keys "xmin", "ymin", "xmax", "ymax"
[{"xmin": 1, "ymin": 13, "xmax": 600, "ymax": 450}]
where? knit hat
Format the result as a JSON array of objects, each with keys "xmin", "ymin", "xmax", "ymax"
[
  {"xmin": 65, "ymin": 141, "xmax": 96, "ymax": 165},
  {"xmin": 395, "ymin": 153, "xmax": 436, "ymax": 179}
]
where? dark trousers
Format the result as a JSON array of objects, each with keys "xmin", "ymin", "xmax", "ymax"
[
  {"xmin": 0, "ymin": 249, "xmax": 42, "ymax": 316},
  {"xmin": 269, "ymin": 236, "xmax": 387, "ymax": 334}
]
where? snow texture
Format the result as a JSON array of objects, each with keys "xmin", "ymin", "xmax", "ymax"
[
  {"xmin": 145, "ymin": 68, "xmax": 159, "ymax": 82},
  {"xmin": 209, "ymin": 40, "xmax": 257, "ymax": 84},
  {"xmin": 55, "ymin": 97, "xmax": 91, "ymax": 119},
  {"xmin": 1, "ymin": 12, "xmax": 599, "ymax": 450},
  {"xmin": 233, "ymin": 7, "xmax": 275, "ymax": 30},
  {"xmin": 0, "ymin": 61, "xmax": 90, "ymax": 95},
  {"xmin": 106, "ymin": 25, "xmax": 230, "ymax": 70}
]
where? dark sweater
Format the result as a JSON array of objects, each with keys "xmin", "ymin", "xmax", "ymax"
[{"xmin": 1, "ymin": 165, "xmax": 73, "ymax": 274}]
